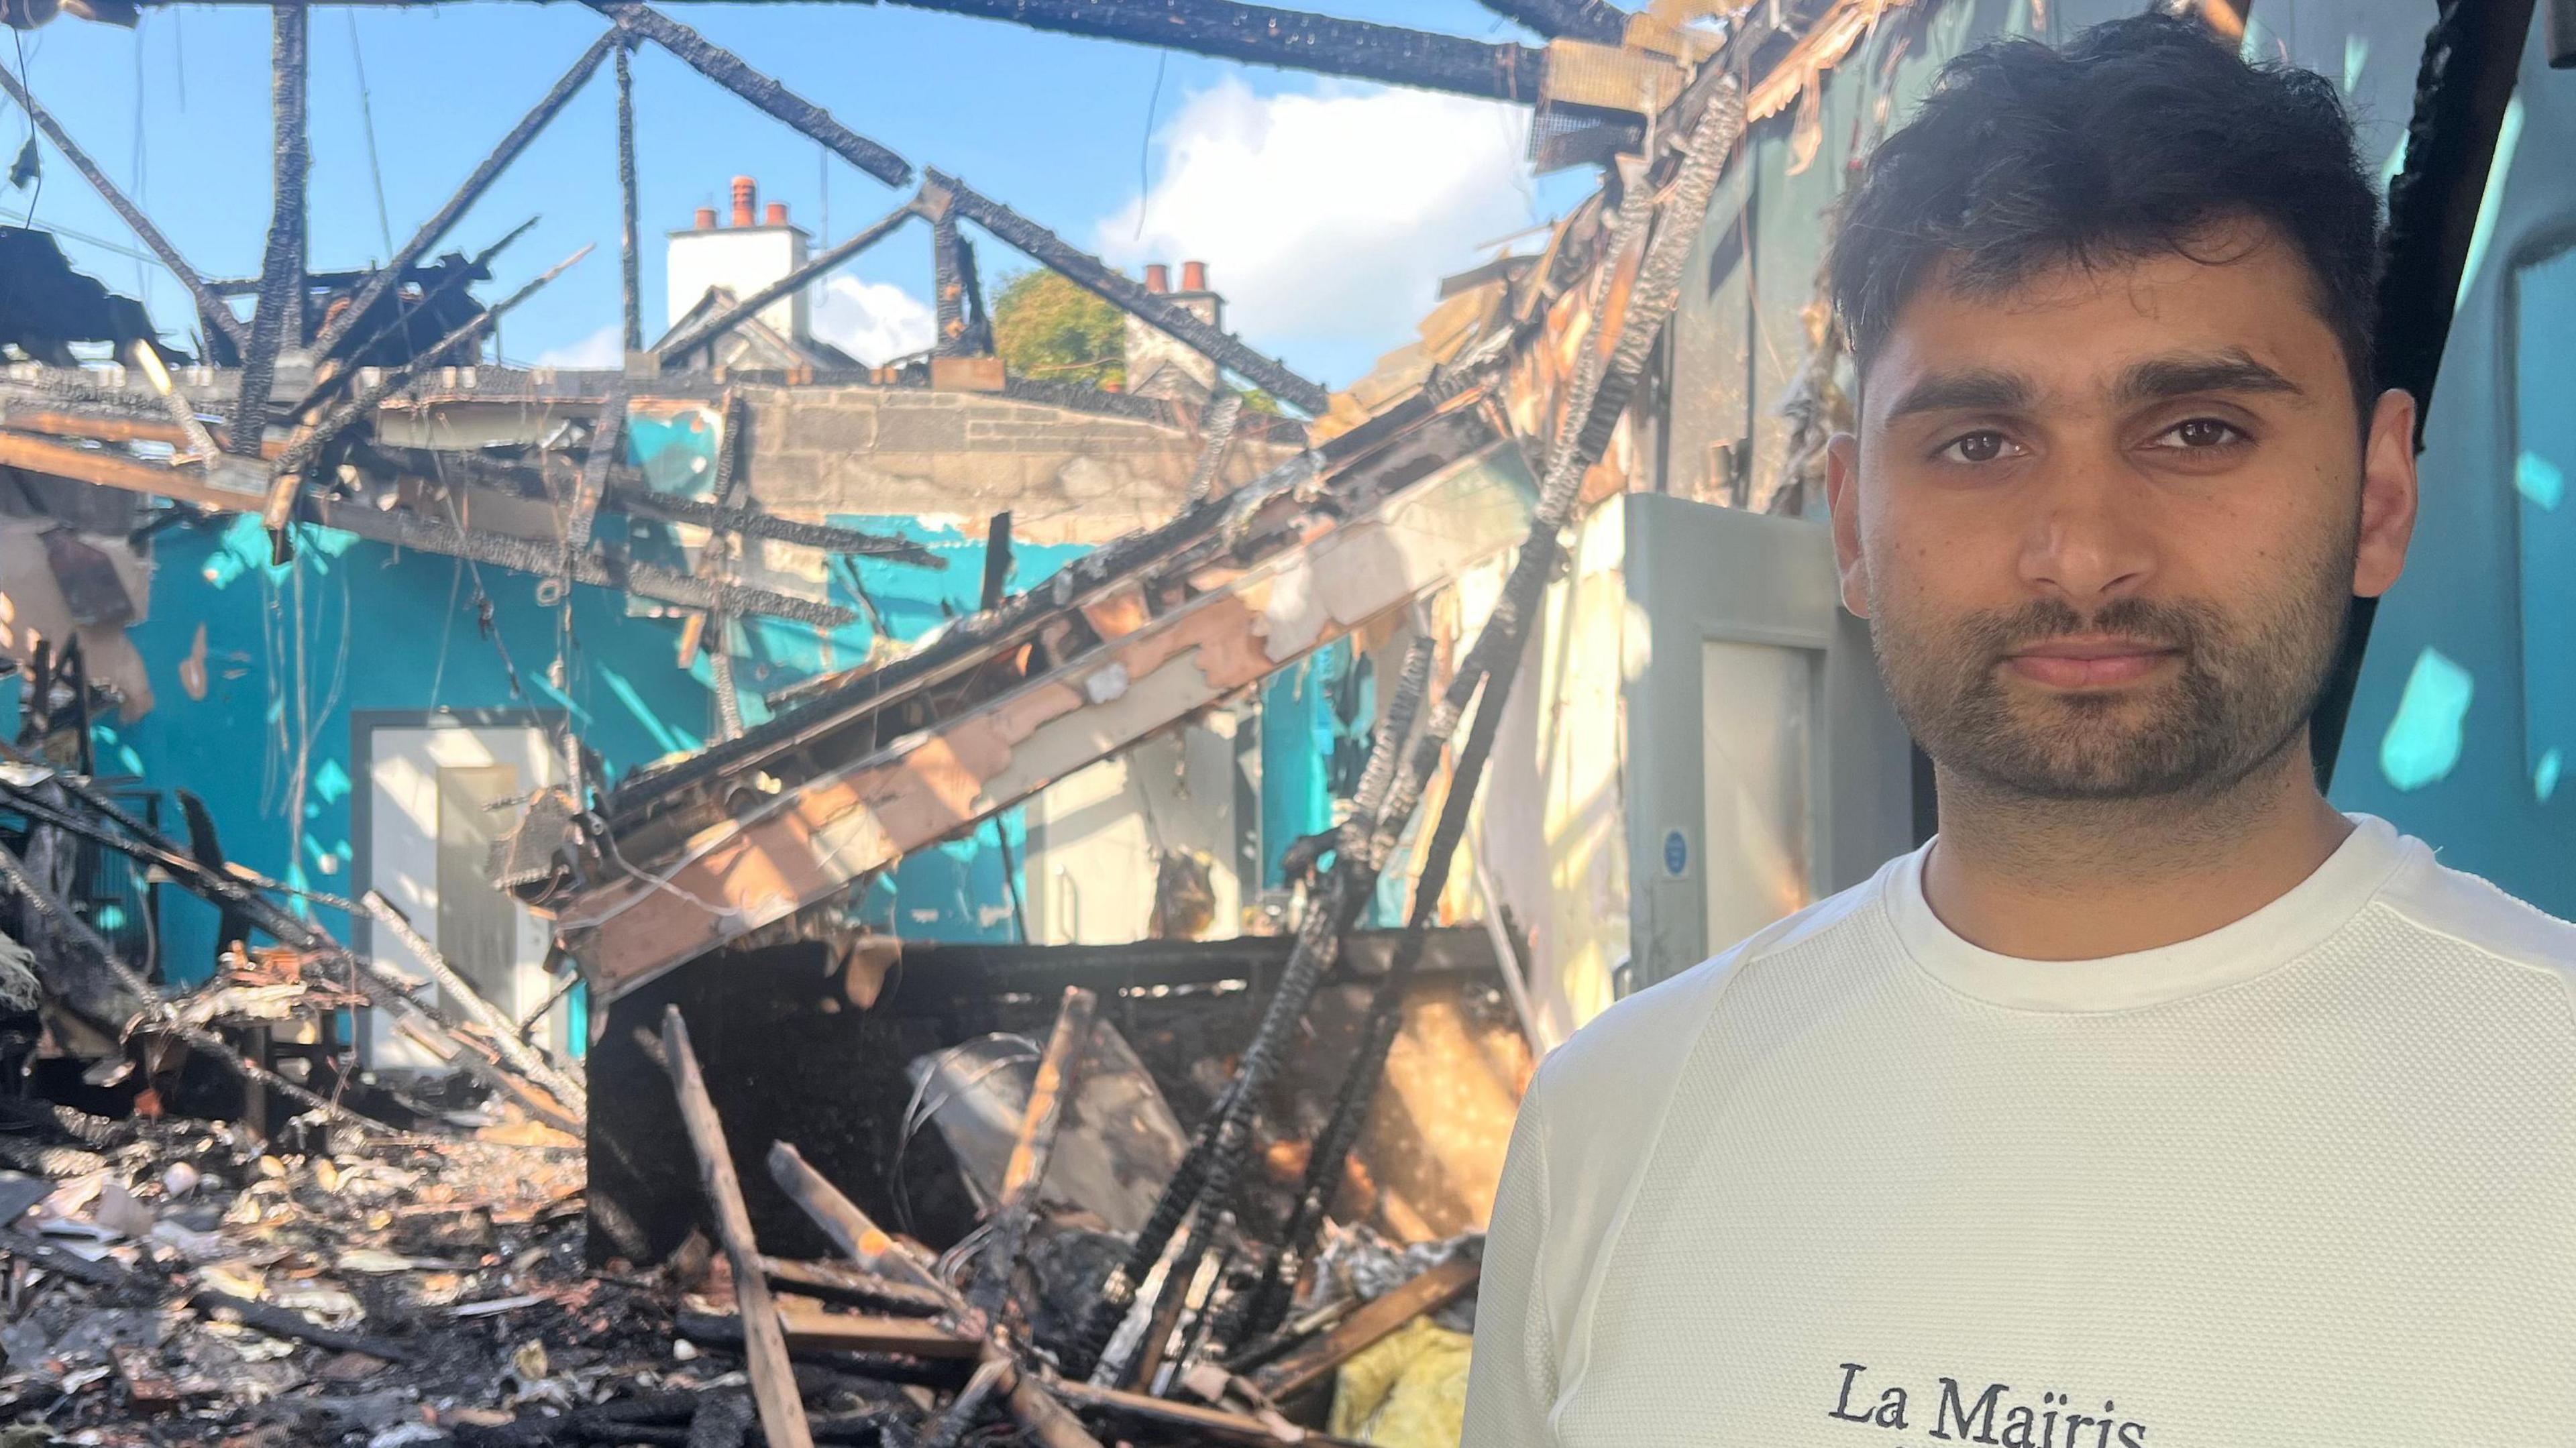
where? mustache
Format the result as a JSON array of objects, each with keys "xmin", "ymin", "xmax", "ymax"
[{"xmin": 1959, "ymin": 598, "xmax": 2218, "ymax": 658}]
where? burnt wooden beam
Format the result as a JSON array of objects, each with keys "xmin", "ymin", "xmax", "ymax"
[
  {"xmin": 317, "ymin": 499, "xmax": 857, "ymax": 624},
  {"xmin": 352, "ymin": 437, "xmax": 946, "ymax": 563},
  {"xmin": 1474, "ymin": 0, "xmax": 1629, "ymax": 41},
  {"xmin": 767, "ymin": 1141, "xmax": 953, "ymax": 1295},
  {"xmin": 926, "ymin": 170, "xmax": 1328, "ymax": 413},
  {"xmin": 613, "ymin": 488, "xmax": 943, "ymax": 564},
  {"xmin": 555, "ymin": 437, "xmax": 1530, "ymax": 998},
  {"xmin": 977, "ymin": 510, "xmax": 1013, "ymax": 612},
  {"xmin": 698, "ymin": 390, "xmax": 749, "ymax": 741},
  {"xmin": 229, "ymin": 2, "xmax": 311, "ymax": 474},
  {"xmin": 1245, "ymin": 1258, "xmax": 1478, "ymax": 1399},
  {"xmin": 970, "ymin": 985, "xmax": 1095, "ymax": 1317},
  {"xmin": 931, "ymin": 211, "xmax": 991, "ymax": 357},
  {"xmin": 1183, "ymin": 392, "xmax": 1244, "ymax": 504},
  {"xmin": 655, "ymin": 199, "xmax": 921, "ymax": 364},
  {"xmin": 618, "ymin": 38, "xmax": 646, "ymax": 355},
  {"xmin": 0, "ymin": 421, "xmax": 845, "ymax": 626},
  {"xmin": 759, "ymin": 1256, "xmax": 949, "ymax": 1317},
  {"xmin": 589, "ymin": 1, "xmax": 914, "ymax": 188},
  {"xmin": 561, "ymin": 386, "xmax": 629, "ymax": 561},
  {"xmin": 1046, "ymin": 1382, "xmax": 1373, "ymax": 1448},
  {"xmin": 271, "ymin": 245, "xmax": 594, "ymax": 512},
  {"xmin": 291, "ymin": 215, "xmax": 541, "ymax": 421},
  {"xmin": 664, "ymin": 1006, "xmax": 815, "ymax": 1448},
  {"xmin": 879, "ymin": 0, "xmax": 1543, "ymax": 102},
  {"xmin": 313, "ymin": 28, "xmax": 620, "ymax": 361},
  {"xmin": 761, "ymin": 1143, "xmax": 1102, "ymax": 1448},
  {"xmin": 0, "ymin": 70, "xmax": 250, "ymax": 351},
  {"xmin": 364, "ymin": 889, "xmax": 589, "ymax": 1113}
]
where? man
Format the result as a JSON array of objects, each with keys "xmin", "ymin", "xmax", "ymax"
[{"xmin": 1464, "ymin": 15, "xmax": 2576, "ymax": 1447}]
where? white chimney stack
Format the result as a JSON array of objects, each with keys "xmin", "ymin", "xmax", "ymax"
[
  {"xmin": 666, "ymin": 174, "xmax": 813, "ymax": 346},
  {"xmin": 1125, "ymin": 259, "xmax": 1222, "ymax": 404}
]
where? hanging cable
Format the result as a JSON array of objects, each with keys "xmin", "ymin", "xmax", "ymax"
[
  {"xmin": 131, "ymin": 38, "xmax": 148, "ymax": 306},
  {"xmin": 1133, "ymin": 52, "xmax": 1166, "ymax": 241},
  {"xmin": 345, "ymin": 11, "xmax": 396, "ymax": 260}
]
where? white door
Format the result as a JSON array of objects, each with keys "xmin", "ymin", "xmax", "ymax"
[{"xmin": 362, "ymin": 722, "xmax": 564, "ymax": 1070}]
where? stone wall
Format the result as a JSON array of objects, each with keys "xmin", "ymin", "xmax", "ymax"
[{"xmin": 743, "ymin": 384, "xmax": 1293, "ymax": 545}]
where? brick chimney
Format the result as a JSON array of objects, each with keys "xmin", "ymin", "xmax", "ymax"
[
  {"xmin": 1126, "ymin": 259, "xmax": 1223, "ymax": 405},
  {"xmin": 667, "ymin": 174, "xmax": 814, "ymax": 349}
]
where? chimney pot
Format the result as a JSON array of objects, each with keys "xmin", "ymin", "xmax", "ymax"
[
  {"xmin": 694, "ymin": 206, "xmax": 718, "ymax": 231},
  {"xmin": 764, "ymin": 201, "xmax": 789, "ymax": 227},
  {"xmin": 1181, "ymin": 260, "xmax": 1209, "ymax": 293},
  {"xmin": 731, "ymin": 176, "xmax": 757, "ymax": 228},
  {"xmin": 1144, "ymin": 264, "xmax": 1170, "ymax": 294}
]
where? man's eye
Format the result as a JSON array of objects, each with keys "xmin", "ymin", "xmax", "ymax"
[
  {"xmin": 2150, "ymin": 418, "xmax": 2247, "ymax": 449},
  {"xmin": 1936, "ymin": 431, "xmax": 2018, "ymax": 464}
]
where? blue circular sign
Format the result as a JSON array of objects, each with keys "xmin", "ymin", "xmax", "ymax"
[{"xmin": 1662, "ymin": 828, "xmax": 1690, "ymax": 879}]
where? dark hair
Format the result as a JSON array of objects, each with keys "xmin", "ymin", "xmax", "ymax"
[{"xmin": 1829, "ymin": 13, "xmax": 2383, "ymax": 412}]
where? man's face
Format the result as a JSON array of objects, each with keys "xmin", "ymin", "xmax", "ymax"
[{"xmin": 1825, "ymin": 221, "xmax": 2418, "ymax": 802}]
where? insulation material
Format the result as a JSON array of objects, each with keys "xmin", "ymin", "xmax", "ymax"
[{"xmin": 1330, "ymin": 1317, "xmax": 1475, "ymax": 1448}]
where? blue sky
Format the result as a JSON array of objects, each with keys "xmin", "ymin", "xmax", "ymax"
[{"xmin": 9, "ymin": 1, "xmax": 1593, "ymax": 389}]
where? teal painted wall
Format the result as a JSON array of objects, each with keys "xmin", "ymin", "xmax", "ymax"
[
  {"xmin": 80, "ymin": 505, "xmax": 1093, "ymax": 991},
  {"xmin": 2324, "ymin": 9, "xmax": 2576, "ymax": 918}
]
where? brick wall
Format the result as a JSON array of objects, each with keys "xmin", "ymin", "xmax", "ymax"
[{"xmin": 743, "ymin": 384, "xmax": 1292, "ymax": 543}]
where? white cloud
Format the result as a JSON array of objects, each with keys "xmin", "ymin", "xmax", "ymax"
[
  {"xmin": 531, "ymin": 323, "xmax": 622, "ymax": 369},
  {"xmin": 811, "ymin": 277, "xmax": 937, "ymax": 367},
  {"xmin": 1097, "ymin": 80, "xmax": 1536, "ymax": 377}
]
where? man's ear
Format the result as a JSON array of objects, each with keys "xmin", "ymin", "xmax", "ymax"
[
  {"xmin": 1826, "ymin": 432, "xmax": 1871, "ymax": 617},
  {"xmin": 2353, "ymin": 388, "xmax": 2419, "ymax": 600}
]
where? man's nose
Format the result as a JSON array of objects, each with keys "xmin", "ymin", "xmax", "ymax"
[{"xmin": 2017, "ymin": 457, "xmax": 2156, "ymax": 607}]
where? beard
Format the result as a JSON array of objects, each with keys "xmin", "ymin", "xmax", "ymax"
[{"xmin": 1870, "ymin": 556, "xmax": 2353, "ymax": 803}]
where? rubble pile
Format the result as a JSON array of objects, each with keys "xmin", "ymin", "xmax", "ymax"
[
  {"xmin": 0, "ymin": 1113, "xmax": 623, "ymax": 1447},
  {"xmin": 0, "ymin": 948, "xmax": 1485, "ymax": 1447}
]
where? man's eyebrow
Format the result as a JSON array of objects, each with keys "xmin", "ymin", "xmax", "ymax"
[
  {"xmin": 2115, "ymin": 350, "xmax": 2304, "ymax": 405},
  {"xmin": 1881, "ymin": 368, "xmax": 2036, "ymax": 421}
]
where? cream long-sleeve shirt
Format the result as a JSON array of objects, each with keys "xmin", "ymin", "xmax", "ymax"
[{"xmin": 1464, "ymin": 814, "xmax": 2576, "ymax": 1447}]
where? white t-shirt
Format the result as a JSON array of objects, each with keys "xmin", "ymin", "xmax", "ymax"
[{"xmin": 1464, "ymin": 814, "xmax": 2576, "ymax": 1447}]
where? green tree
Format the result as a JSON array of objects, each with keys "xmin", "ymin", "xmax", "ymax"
[{"xmin": 991, "ymin": 270, "xmax": 1124, "ymax": 389}]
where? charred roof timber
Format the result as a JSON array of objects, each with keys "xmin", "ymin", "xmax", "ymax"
[
  {"xmin": 587, "ymin": 0, "xmax": 914, "ymax": 188},
  {"xmin": 105, "ymin": 0, "xmax": 1558, "ymax": 104},
  {"xmin": 870, "ymin": 0, "xmax": 1548, "ymax": 101},
  {"xmin": 1476, "ymin": 0, "xmax": 1631, "ymax": 42},
  {"xmin": 924, "ymin": 170, "xmax": 1329, "ymax": 414},
  {"xmin": 0, "ymin": 65, "xmax": 250, "ymax": 351},
  {"xmin": 229, "ymin": 2, "xmax": 310, "ymax": 484},
  {"xmin": 309, "ymin": 30, "xmax": 623, "ymax": 363}
]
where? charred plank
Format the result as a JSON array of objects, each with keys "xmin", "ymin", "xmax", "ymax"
[
  {"xmin": 881, "ymin": 0, "xmax": 1543, "ymax": 103},
  {"xmin": 228, "ymin": 3, "xmax": 311, "ymax": 471},
  {"xmin": 619, "ymin": 38, "xmax": 645, "ymax": 355},
  {"xmin": 1473, "ymin": 0, "xmax": 1629, "ymax": 41},
  {"xmin": 0, "ymin": 70, "xmax": 249, "ymax": 350},
  {"xmin": 926, "ymin": 170, "xmax": 1326, "ymax": 412},
  {"xmin": 313, "ymin": 30, "xmax": 620, "ymax": 361},
  {"xmin": 589, "ymin": 1, "xmax": 912, "ymax": 187}
]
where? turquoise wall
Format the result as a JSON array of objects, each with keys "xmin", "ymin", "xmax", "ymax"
[{"xmin": 75, "ymin": 504, "xmax": 1089, "ymax": 992}]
